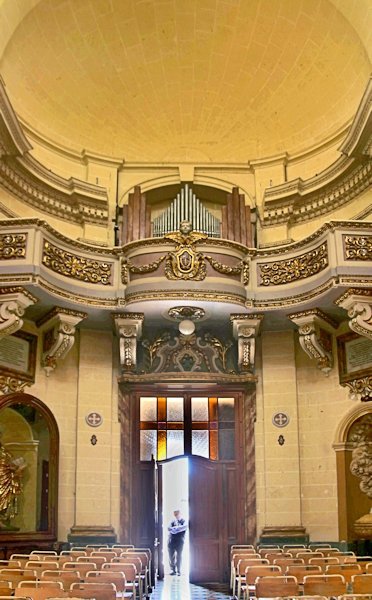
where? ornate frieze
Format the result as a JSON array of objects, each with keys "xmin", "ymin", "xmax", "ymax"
[
  {"xmin": 113, "ymin": 313, "xmax": 144, "ymax": 372},
  {"xmin": 38, "ymin": 307, "xmax": 87, "ymax": 375},
  {"xmin": 258, "ymin": 243, "xmax": 328, "ymax": 286},
  {"xmin": 336, "ymin": 289, "xmax": 372, "ymax": 340},
  {"xmin": 344, "ymin": 235, "xmax": 372, "ymax": 261},
  {"xmin": 230, "ymin": 314, "xmax": 264, "ymax": 373},
  {"xmin": 168, "ymin": 306, "xmax": 205, "ymax": 321},
  {"xmin": 142, "ymin": 329, "xmax": 235, "ymax": 374},
  {"xmin": 0, "ymin": 234, "xmax": 27, "ymax": 260},
  {"xmin": 0, "ymin": 287, "xmax": 37, "ymax": 337},
  {"xmin": 289, "ymin": 309, "xmax": 336, "ymax": 375},
  {"xmin": 42, "ymin": 240, "xmax": 112, "ymax": 285}
]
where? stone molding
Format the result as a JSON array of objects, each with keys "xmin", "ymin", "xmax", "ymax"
[
  {"xmin": 0, "ymin": 287, "xmax": 37, "ymax": 337},
  {"xmin": 288, "ymin": 309, "xmax": 337, "ymax": 375},
  {"xmin": 0, "ymin": 79, "xmax": 109, "ymax": 226},
  {"xmin": 37, "ymin": 307, "xmax": 87, "ymax": 375},
  {"xmin": 262, "ymin": 77, "xmax": 372, "ymax": 226}
]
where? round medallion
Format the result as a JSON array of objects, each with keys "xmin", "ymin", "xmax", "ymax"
[
  {"xmin": 86, "ymin": 412, "xmax": 103, "ymax": 427},
  {"xmin": 272, "ymin": 412, "xmax": 290, "ymax": 428}
]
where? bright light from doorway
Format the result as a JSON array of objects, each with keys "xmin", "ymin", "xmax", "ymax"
[{"xmin": 162, "ymin": 457, "xmax": 189, "ymax": 578}]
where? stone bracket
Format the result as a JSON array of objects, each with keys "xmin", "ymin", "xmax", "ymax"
[
  {"xmin": 113, "ymin": 312, "xmax": 144, "ymax": 372},
  {"xmin": 289, "ymin": 309, "xmax": 337, "ymax": 375},
  {"xmin": 336, "ymin": 289, "xmax": 372, "ymax": 340},
  {"xmin": 0, "ymin": 287, "xmax": 38, "ymax": 337},
  {"xmin": 38, "ymin": 307, "xmax": 87, "ymax": 376},
  {"xmin": 230, "ymin": 314, "xmax": 264, "ymax": 373}
]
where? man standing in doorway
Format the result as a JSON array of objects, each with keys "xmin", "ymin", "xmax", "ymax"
[{"xmin": 168, "ymin": 509, "xmax": 187, "ymax": 575}]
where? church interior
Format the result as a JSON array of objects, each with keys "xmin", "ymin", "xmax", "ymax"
[{"xmin": 0, "ymin": 0, "xmax": 371, "ymax": 597}]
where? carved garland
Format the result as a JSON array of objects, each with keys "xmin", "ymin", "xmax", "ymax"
[
  {"xmin": 42, "ymin": 240, "xmax": 112, "ymax": 285},
  {"xmin": 121, "ymin": 256, "xmax": 166, "ymax": 284},
  {"xmin": 258, "ymin": 243, "xmax": 328, "ymax": 286}
]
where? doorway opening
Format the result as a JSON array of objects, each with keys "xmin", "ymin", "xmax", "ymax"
[{"xmin": 162, "ymin": 457, "xmax": 189, "ymax": 578}]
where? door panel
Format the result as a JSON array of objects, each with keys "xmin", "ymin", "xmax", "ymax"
[{"xmin": 189, "ymin": 456, "xmax": 221, "ymax": 583}]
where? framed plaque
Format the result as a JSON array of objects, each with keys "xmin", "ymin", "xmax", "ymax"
[
  {"xmin": 337, "ymin": 331, "xmax": 372, "ymax": 384},
  {"xmin": 0, "ymin": 330, "xmax": 37, "ymax": 383}
]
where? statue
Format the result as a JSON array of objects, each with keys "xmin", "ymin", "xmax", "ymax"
[
  {"xmin": 164, "ymin": 220, "xmax": 208, "ymax": 249},
  {"xmin": 0, "ymin": 441, "xmax": 26, "ymax": 527}
]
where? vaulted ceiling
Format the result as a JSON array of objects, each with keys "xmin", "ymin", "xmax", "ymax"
[{"xmin": 0, "ymin": 0, "xmax": 370, "ymax": 162}]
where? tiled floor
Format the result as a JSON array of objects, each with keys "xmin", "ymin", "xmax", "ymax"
[{"xmin": 150, "ymin": 575, "xmax": 230, "ymax": 599}]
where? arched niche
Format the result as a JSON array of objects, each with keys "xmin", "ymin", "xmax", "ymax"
[
  {"xmin": 333, "ymin": 403, "xmax": 372, "ymax": 543},
  {"xmin": 0, "ymin": 393, "xmax": 59, "ymax": 552}
]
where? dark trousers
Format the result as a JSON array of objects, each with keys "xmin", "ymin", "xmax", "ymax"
[{"xmin": 168, "ymin": 534, "xmax": 184, "ymax": 573}]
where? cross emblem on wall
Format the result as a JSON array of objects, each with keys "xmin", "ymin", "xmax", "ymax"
[
  {"xmin": 85, "ymin": 412, "xmax": 103, "ymax": 427},
  {"xmin": 272, "ymin": 412, "xmax": 289, "ymax": 428}
]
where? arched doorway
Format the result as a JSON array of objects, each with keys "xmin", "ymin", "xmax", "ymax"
[
  {"xmin": 0, "ymin": 393, "xmax": 59, "ymax": 553},
  {"xmin": 333, "ymin": 404, "xmax": 372, "ymax": 546}
]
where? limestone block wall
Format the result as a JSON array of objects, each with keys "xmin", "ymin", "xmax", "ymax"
[
  {"xmin": 26, "ymin": 325, "xmax": 121, "ymax": 541},
  {"xmin": 256, "ymin": 327, "xmax": 357, "ymax": 542}
]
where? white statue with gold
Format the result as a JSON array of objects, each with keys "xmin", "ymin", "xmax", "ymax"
[{"xmin": 0, "ymin": 441, "xmax": 26, "ymax": 527}]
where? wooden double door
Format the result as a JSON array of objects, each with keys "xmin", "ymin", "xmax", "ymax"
[{"xmin": 129, "ymin": 390, "xmax": 248, "ymax": 583}]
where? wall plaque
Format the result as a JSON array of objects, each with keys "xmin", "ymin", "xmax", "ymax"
[
  {"xmin": 337, "ymin": 332, "xmax": 372, "ymax": 384},
  {"xmin": 0, "ymin": 330, "xmax": 37, "ymax": 383}
]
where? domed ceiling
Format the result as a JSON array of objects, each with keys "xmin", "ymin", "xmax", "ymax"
[{"xmin": 0, "ymin": 0, "xmax": 370, "ymax": 162}]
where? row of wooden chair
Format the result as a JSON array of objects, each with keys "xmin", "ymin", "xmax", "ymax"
[{"xmin": 239, "ymin": 573, "xmax": 372, "ymax": 600}]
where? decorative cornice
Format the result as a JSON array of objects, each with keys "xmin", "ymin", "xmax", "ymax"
[
  {"xmin": 0, "ymin": 79, "xmax": 109, "ymax": 226},
  {"xmin": 118, "ymin": 371, "xmax": 257, "ymax": 385},
  {"xmin": 262, "ymin": 78, "xmax": 372, "ymax": 226},
  {"xmin": 38, "ymin": 307, "xmax": 87, "ymax": 375},
  {"xmin": 125, "ymin": 289, "xmax": 246, "ymax": 306},
  {"xmin": 257, "ymin": 243, "xmax": 328, "ymax": 286},
  {"xmin": 287, "ymin": 308, "xmax": 339, "ymax": 330}
]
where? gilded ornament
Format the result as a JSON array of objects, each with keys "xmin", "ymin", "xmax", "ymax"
[
  {"xmin": 121, "ymin": 256, "xmax": 166, "ymax": 284},
  {"xmin": 0, "ymin": 375, "xmax": 29, "ymax": 394},
  {"xmin": 164, "ymin": 220, "xmax": 208, "ymax": 281},
  {"xmin": 0, "ymin": 442, "xmax": 26, "ymax": 525},
  {"xmin": 203, "ymin": 333, "xmax": 233, "ymax": 372},
  {"xmin": 168, "ymin": 306, "xmax": 205, "ymax": 321},
  {"xmin": 0, "ymin": 234, "xmax": 26, "ymax": 260},
  {"xmin": 205, "ymin": 255, "xmax": 249, "ymax": 284},
  {"xmin": 344, "ymin": 235, "xmax": 372, "ymax": 261},
  {"xmin": 42, "ymin": 240, "xmax": 112, "ymax": 285},
  {"xmin": 258, "ymin": 243, "xmax": 328, "ymax": 286}
]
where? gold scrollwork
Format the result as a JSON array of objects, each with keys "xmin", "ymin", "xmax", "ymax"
[
  {"xmin": 42, "ymin": 240, "xmax": 112, "ymax": 285},
  {"xmin": 0, "ymin": 234, "xmax": 27, "ymax": 260},
  {"xmin": 258, "ymin": 243, "xmax": 328, "ymax": 286},
  {"xmin": 344, "ymin": 235, "xmax": 372, "ymax": 261},
  {"xmin": 121, "ymin": 256, "xmax": 166, "ymax": 284}
]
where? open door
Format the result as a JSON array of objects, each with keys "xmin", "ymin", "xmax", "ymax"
[{"xmin": 189, "ymin": 456, "xmax": 221, "ymax": 583}]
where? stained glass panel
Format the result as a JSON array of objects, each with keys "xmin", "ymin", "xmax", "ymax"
[
  {"xmin": 218, "ymin": 397, "xmax": 234, "ymax": 422},
  {"xmin": 167, "ymin": 397, "xmax": 184, "ymax": 422},
  {"xmin": 192, "ymin": 430, "xmax": 209, "ymax": 458},
  {"xmin": 167, "ymin": 430, "xmax": 184, "ymax": 458},
  {"xmin": 140, "ymin": 430, "xmax": 157, "ymax": 461},
  {"xmin": 140, "ymin": 397, "xmax": 157, "ymax": 422},
  {"xmin": 191, "ymin": 397, "xmax": 208, "ymax": 421},
  {"xmin": 158, "ymin": 430, "xmax": 167, "ymax": 461}
]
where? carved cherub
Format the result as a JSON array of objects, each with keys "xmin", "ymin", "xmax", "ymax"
[{"xmin": 164, "ymin": 220, "xmax": 208, "ymax": 248}]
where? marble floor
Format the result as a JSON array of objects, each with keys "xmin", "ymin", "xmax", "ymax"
[{"xmin": 149, "ymin": 575, "xmax": 231, "ymax": 600}]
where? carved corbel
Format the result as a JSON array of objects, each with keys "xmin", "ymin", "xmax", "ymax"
[
  {"xmin": 38, "ymin": 307, "xmax": 87, "ymax": 376},
  {"xmin": 289, "ymin": 309, "xmax": 337, "ymax": 375},
  {"xmin": 113, "ymin": 313, "xmax": 144, "ymax": 372},
  {"xmin": 0, "ymin": 287, "xmax": 37, "ymax": 337},
  {"xmin": 230, "ymin": 314, "xmax": 263, "ymax": 372},
  {"xmin": 335, "ymin": 289, "xmax": 372, "ymax": 340}
]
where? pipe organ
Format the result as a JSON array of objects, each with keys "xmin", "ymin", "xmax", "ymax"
[{"xmin": 152, "ymin": 184, "xmax": 221, "ymax": 238}]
